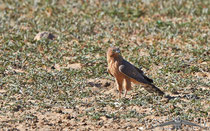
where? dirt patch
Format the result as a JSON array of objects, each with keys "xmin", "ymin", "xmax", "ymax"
[
  {"xmin": 68, "ymin": 63, "xmax": 83, "ymax": 70},
  {"xmin": 87, "ymin": 78, "xmax": 114, "ymax": 88}
]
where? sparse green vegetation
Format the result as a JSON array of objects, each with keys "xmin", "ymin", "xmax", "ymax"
[{"xmin": 0, "ymin": 0, "xmax": 209, "ymax": 130}]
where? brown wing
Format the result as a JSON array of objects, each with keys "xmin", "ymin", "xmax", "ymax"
[
  {"xmin": 119, "ymin": 60, "xmax": 152, "ymax": 85},
  {"xmin": 119, "ymin": 59, "xmax": 164, "ymax": 96},
  {"xmin": 134, "ymin": 67, "xmax": 153, "ymax": 83}
]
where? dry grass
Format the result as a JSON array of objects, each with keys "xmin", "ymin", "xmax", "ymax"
[{"xmin": 0, "ymin": 0, "xmax": 209, "ymax": 130}]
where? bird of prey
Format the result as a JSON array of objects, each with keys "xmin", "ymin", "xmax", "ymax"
[
  {"xmin": 148, "ymin": 117, "xmax": 207, "ymax": 130},
  {"xmin": 107, "ymin": 47, "xmax": 164, "ymax": 98}
]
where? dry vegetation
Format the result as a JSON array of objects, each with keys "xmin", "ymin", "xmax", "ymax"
[{"xmin": 0, "ymin": 0, "xmax": 209, "ymax": 130}]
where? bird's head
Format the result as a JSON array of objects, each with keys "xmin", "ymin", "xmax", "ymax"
[{"xmin": 107, "ymin": 47, "xmax": 121, "ymax": 57}]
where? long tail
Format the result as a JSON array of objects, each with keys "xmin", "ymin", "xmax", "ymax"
[{"xmin": 144, "ymin": 84, "xmax": 165, "ymax": 96}]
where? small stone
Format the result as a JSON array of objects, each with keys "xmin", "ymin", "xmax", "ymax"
[{"xmin": 34, "ymin": 31, "xmax": 55, "ymax": 41}]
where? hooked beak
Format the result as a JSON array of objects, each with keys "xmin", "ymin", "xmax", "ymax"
[{"xmin": 114, "ymin": 48, "xmax": 120, "ymax": 53}]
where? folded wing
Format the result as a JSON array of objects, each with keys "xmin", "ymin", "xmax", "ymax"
[
  {"xmin": 119, "ymin": 59, "xmax": 164, "ymax": 96},
  {"xmin": 119, "ymin": 60, "xmax": 152, "ymax": 85},
  {"xmin": 135, "ymin": 66, "xmax": 153, "ymax": 83}
]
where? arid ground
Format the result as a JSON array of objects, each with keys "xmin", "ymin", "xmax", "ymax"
[{"xmin": 0, "ymin": 0, "xmax": 209, "ymax": 130}]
